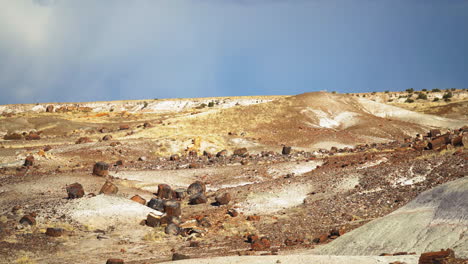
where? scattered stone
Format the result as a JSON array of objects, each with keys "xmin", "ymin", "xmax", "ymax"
[
  {"xmin": 247, "ymin": 215, "xmax": 260, "ymax": 221},
  {"xmin": 188, "ymin": 150, "xmax": 198, "ymax": 157},
  {"xmin": 102, "ymin": 135, "xmax": 113, "ymax": 141},
  {"xmin": 19, "ymin": 215, "xmax": 36, "ymax": 226},
  {"xmin": 163, "ymin": 200, "xmax": 181, "ymax": 217},
  {"xmin": 233, "ymin": 148, "xmax": 248, "ymax": 157},
  {"xmin": 174, "ymin": 188, "xmax": 187, "ymax": 200},
  {"xmin": 11, "ymin": 205, "xmax": 22, "ymax": 214},
  {"xmin": 251, "ymin": 237, "xmax": 271, "ymax": 251},
  {"xmin": 282, "ymin": 146, "xmax": 292, "ymax": 155},
  {"xmin": 66, "ymin": 183, "xmax": 85, "ymax": 199},
  {"xmin": 138, "ymin": 156, "xmax": 147, "ymax": 161},
  {"xmin": 165, "ymin": 223, "xmax": 180, "ymax": 235},
  {"xmin": 75, "ymin": 137, "xmax": 92, "ymax": 144},
  {"xmin": 3, "ymin": 133, "xmax": 23, "ymax": 140},
  {"xmin": 119, "ymin": 125, "xmax": 130, "ymax": 130},
  {"xmin": 419, "ymin": 248, "xmax": 455, "ymax": 264},
  {"xmin": 26, "ymin": 132, "xmax": 41, "ymax": 140},
  {"xmin": 247, "ymin": 234, "xmax": 259, "ymax": 243},
  {"xmin": 189, "ymin": 193, "xmax": 207, "ymax": 205},
  {"xmin": 146, "ymin": 212, "xmax": 162, "ymax": 227},
  {"xmin": 187, "ymin": 181, "xmax": 206, "ymax": 196},
  {"xmin": 24, "ymin": 155, "xmax": 34, "ymax": 167},
  {"xmin": 215, "ymin": 193, "xmax": 231, "ymax": 205},
  {"xmin": 189, "ymin": 163, "xmax": 200, "ymax": 169},
  {"xmin": 45, "ymin": 228, "xmax": 64, "ymax": 237},
  {"xmin": 130, "ymin": 195, "xmax": 146, "ymax": 205},
  {"xmin": 106, "ymin": 259, "xmax": 124, "ymax": 264},
  {"xmin": 99, "ymin": 128, "xmax": 109, "ymax": 133},
  {"xmin": 227, "ymin": 209, "xmax": 239, "ymax": 217},
  {"xmin": 172, "ymin": 253, "xmax": 190, "ymax": 261},
  {"xmin": 143, "ymin": 122, "xmax": 152, "ymax": 128},
  {"xmin": 216, "ymin": 150, "xmax": 228, "ymax": 157},
  {"xmin": 147, "ymin": 198, "xmax": 165, "ymax": 212},
  {"xmin": 46, "ymin": 105, "xmax": 54, "ymax": 113},
  {"xmin": 157, "ymin": 184, "xmax": 176, "ymax": 200},
  {"xmin": 99, "ymin": 181, "xmax": 118, "ymax": 195},
  {"xmin": 93, "ymin": 162, "xmax": 109, "ymax": 176},
  {"xmin": 115, "ymin": 160, "xmax": 124, "ymax": 166},
  {"xmin": 170, "ymin": 154, "xmax": 180, "ymax": 161}
]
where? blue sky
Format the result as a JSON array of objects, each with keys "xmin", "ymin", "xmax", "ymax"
[{"xmin": 0, "ymin": 0, "xmax": 467, "ymax": 104}]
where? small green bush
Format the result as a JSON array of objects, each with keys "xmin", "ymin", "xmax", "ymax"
[
  {"xmin": 405, "ymin": 98, "xmax": 414, "ymax": 103},
  {"xmin": 417, "ymin": 93, "xmax": 427, "ymax": 100},
  {"xmin": 433, "ymin": 97, "xmax": 440, "ymax": 102},
  {"xmin": 432, "ymin": 88, "xmax": 441, "ymax": 92},
  {"xmin": 442, "ymin": 92, "xmax": 453, "ymax": 99},
  {"xmin": 208, "ymin": 101, "xmax": 215, "ymax": 107},
  {"xmin": 406, "ymin": 88, "xmax": 414, "ymax": 93}
]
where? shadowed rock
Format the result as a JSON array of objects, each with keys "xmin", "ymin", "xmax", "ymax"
[
  {"xmin": 66, "ymin": 183, "xmax": 84, "ymax": 199},
  {"xmin": 93, "ymin": 162, "xmax": 109, "ymax": 176},
  {"xmin": 187, "ymin": 181, "xmax": 206, "ymax": 196}
]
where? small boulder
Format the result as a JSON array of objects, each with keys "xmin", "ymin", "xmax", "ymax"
[
  {"xmin": 215, "ymin": 193, "xmax": 231, "ymax": 205},
  {"xmin": 45, "ymin": 228, "xmax": 64, "ymax": 237},
  {"xmin": 119, "ymin": 124, "xmax": 130, "ymax": 130},
  {"xmin": 99, "ymin": 181, "xmax": 118, "ymax": 195},
  {"xmin": 66, "ymin": 183, "xmax": 85, "ymax": 199},
  {"xmin": 170, "ymin": 154, "xmax": 180, "ymax": 161},
  {"xmin": 174, "ymin": 188, "xmax": 187, "ymax": 200},
  {"xmin": 189, "ymin": 193, "xmax": 207, "ymax": 205},
  {"xmin": 147, "ymin": 198, "xmax": 165, "ymax": 212},
  {"xmin": 251, "ymin": 237, "xmax": 271, "ymax": 251},
  {"xmin": 157, "ymin": 184, "xmax": 176, "ymax": 200},
  {"xmin": 282, "ymin": 146, "xmax": 292, "ymax": 155},
  {"xmin": 216, "ymin": 150, "xmax": 228, "ymax": 157},
  {"xmin": 19, "ymin": 215, "xmax": 36, "ymax": 226},
  {"xmin": 24, "ymin": 155, "xmax": 34, "ymax": 167},
  {"xmin": 106, "ymin": 259, "xmax": 124, "ymax": 264},
  {"xmin": 146, "ymin": 212, "xmax": 162, "ymax": 227},
  {"xmin": 93, "ymin": 162, "xmax": 109, "ymax": 176},
  {"xmin": 130, "ymin": 195, "xmax": 146, "ymax": 205},
  {"xmin": 102, "ymin": 135, "xmax": 113, "ymax": 141},
  {"xmin": 75, "ymin": 137, "xmax": 92, "ymax": 144},
  {"xmin": 163, "ymin": 200, "xmax": 181, "ymax": 217},
  {"xmin": 233, "ymin": 148, "xmax": 248, "ymax": 157},
  {"xmin": 187, "ymin": 181, "xmax": 206, "ymax": 196},
  {"xmin": 172, "ymin": 253, "xmax": 190, "ymax": 261}
]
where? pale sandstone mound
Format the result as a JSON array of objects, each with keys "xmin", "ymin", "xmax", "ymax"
[{"xmin": 313, "ymin": 177, "xmax": 468, "ymax": 257}]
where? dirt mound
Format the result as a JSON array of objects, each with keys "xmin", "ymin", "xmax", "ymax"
[
  {"xmin": 313, "ymin": 177, "xmax": 468, "ymax": 257},
  {"xmin": 184, "ymin": 92, "xmax": 465, "ymax": 149}
]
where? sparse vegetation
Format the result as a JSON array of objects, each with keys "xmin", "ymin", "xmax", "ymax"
[
  {"xmin": 433, "ymin": 97, "xmax": 440, "ymax": 102},
  {"xmin": 432, "ymin": 88, "xmax": 441, "ymax": 92},
  {"xmin": 416, "ymin": 93, "xmax": 427, "ymax": 100},
  {"xmin": 406, "ymin": 88, "xmax": 414, "ymax": 93},
  {"xmin": 384, "ymin": 90, "xmax": 389, "ymax": 93},
  {"xmin": 422, "ymin": 89, "xmax": 427, "ymax": 92},
  {"xmin": 208, "ymin": 101, "xmax": 215, "ymax": 107},
  {"xmin": 442, "ymin": 92, "xmax": 453, "ymax": 99},
  {"xmin": 405, "ymin": 98, "xmax": 414, "ymax": 103}
]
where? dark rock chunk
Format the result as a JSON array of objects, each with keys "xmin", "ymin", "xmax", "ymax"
[
  {"xmin": 130, "ymin": 195, "xmax": 146, "ymax": 205},
  {"xmin": 282, "ymin": 146, "xmax": 292, "ymax": 155},
  {"xmin": 147, "ymin": 198, "xmax": 165, "ymax": 212},
  {"xmin": 66, "ymin": 183, "xmax": 85, "ymax": 199},
  {"xmin": 20, "ymin": 215, "xmax": 36, "ymax": 226},
  {"xmin": 93, "ymin": 162, "xmax": 109, "ymax": 176},
  {"xmin": 99, "ymin": 181, "xmax": 118, "ymax": 195},
  {"xmin": 233, "ymin": 148, "xmax": 248, "ymax": 157},
  {"xmin": 251, "ymin": 237, "xmax": 271, "ymax": 251},
  {"xmin": 187, "ymin": 181, "xmax": 206, "ymax": 196},
  {"xmin": 189, "ymin": 193, "xmax": 207, "ymax": 205},
  {"xmin": 215, "ymin": 193, "xmax": 231, "ymax": 205},
  {"xmin": 163, "ymin": 200, "xmax": 181, "ymax": 217},
  {"xmin": 157, "ymin": 184, "xmax": 176, "ymax": 200},
  {"xmin": 106, "ymin": 259, "xmax": 124, "ymax": 264},
  {"xmin": 24, "ymin": 155, "xmax": 34, "ymax": 167},
  {"xmin": 45, "ymin": 228, "xmax": 64, "ymax": 237},
  {"xmin": 172, "ymin": 253, "xmax": 190, "ymax": 261}
]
